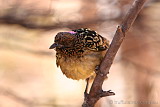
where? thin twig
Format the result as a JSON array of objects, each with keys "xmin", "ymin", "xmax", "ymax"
[{"xmin": 82, "ymin": 0, "xmax": 147, "ymax": 106}]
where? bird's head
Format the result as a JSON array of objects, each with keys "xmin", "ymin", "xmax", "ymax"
[
  {"xmin": 49, "ymin": 28, "xmax": 110, "ymax": 52},
  {"xmin": 49, "ymin": 31, "xmax": 77, "ymax": 49}
]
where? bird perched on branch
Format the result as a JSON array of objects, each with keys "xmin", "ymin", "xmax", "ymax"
[{"xmin": 49, "ymin": 28, "xmax": 109, "ymax": 81}]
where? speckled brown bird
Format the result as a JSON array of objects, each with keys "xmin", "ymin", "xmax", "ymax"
[{"xmin": 49, "ymin": 28, "xmax": 109, "ymax": 80}]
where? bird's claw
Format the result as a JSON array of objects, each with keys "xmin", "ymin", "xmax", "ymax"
[
  {"xmin": 84, "ymin": 92, "xmax": 89, "ymax": 98},
  {"xmin": 95, "ymin": 65, "xmax": 100, "ymax": 74}
]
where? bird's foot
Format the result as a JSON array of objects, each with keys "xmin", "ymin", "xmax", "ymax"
[
  {"xmin": 95, "ymin": 65, "xmax": 100, "ymax": 74},
  {"xmin": 95, "ymin": 65, "xmax": 108, "ymax": 79},
  {"xmin": 84, "ymin": 91, "xmax": 89, "ymax": 98}
]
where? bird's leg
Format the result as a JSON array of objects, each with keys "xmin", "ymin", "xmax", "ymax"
[{"xmin": 84, "ymin": 78, "xmax": 89, "ymax": 97}]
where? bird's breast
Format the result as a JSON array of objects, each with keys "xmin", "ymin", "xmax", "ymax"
[{"xmin": 57, "ymin": 50, "xmax": 106, "ymax": 80}]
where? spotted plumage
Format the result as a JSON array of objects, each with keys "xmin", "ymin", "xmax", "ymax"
[{"xmin": 49, "ymin": 28, "xmax": 109, "ymax": 80}]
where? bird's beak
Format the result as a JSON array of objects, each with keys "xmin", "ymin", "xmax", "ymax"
[
  {"xmin": 49, "ymin": 43, "xmax": 63, "ymax": 49},
  {"xmin": 49, "ymin": 43, "xmax": 58, "ymax": 49}
]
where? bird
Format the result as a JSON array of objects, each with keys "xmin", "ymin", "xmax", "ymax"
[{"xmin": 49, "ymin": 28, "xmax": 109, "ymax": 92}]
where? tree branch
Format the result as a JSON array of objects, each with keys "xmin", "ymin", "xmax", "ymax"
[{"xmin": 82, "ymin": 0, "xmax": 147, "ymax": 106}]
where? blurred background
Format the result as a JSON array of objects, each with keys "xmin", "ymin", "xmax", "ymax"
[{"xmin": 0, "ymin": 0, "xmax": 160, "ymax": 107}]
